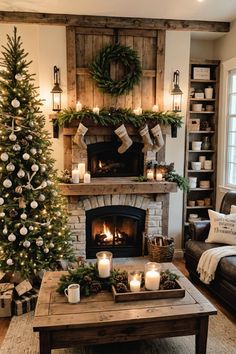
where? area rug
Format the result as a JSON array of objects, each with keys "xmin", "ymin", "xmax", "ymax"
[{"xmin": 1, "ymin": 310, "xmax": 235, "ymax": 354}]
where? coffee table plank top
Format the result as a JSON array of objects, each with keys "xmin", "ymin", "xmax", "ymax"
[{"xmin": 33, "ymin": 263, "xmax": 217, "ymax": 332}]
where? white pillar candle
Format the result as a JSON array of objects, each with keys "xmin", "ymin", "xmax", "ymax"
[
  {"xmin": 156, "ymin": 173, "xmax": 162, "ymax": 181},
  {"xmin": 98, "ymin": 257, "xmax": 111, "ymax": 278},
  {"xmin": 84, "ymin": 171, "xmax": 91, "ymax": 183},
  {"xmin": 152, "ymin": 104, "xmax": 159, "ymax": 112},
  {"xmin": 72, "ymin": 168, "xmax": 80, "ymax": 183},
  {"xmin": 78, "ymin": 163, "xmax": 86, "ymax": 181},
  {"xmin": 76, "ymin": 101, "xmax": 82, "ymax": 111},
  {"xmin": 145, "ymin": 270, "xmax": 160, "ymax": 291},
  {"xmin": 92, "ymin": 106, "xmax": 100, "ymax": 114},
  {"xmin": 129, "ymin": 279, "xmax": 141, "ymax": 292},
  {"xmin": 147, "ymin": 170, "xmax": 154, "ymax": 181},
  {"xmin": 133, "ymin": 107, "xmax": 142, "ymax": 115}
]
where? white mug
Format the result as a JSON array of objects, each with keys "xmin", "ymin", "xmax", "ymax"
[{"xmin": 64, "ymin": 283, "xmax": 80, "ymax": 304}]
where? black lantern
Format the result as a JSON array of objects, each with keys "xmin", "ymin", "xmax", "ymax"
[
  {"xmin": 171, "ymin": 70, "xmax": 183, "ymax": 112},
  {"xmin": 51, "ymin": 66, "xmax": 62, "ymax": 112}
]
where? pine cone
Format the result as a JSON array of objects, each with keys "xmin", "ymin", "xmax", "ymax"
[
  {"xmin": 115, "ymin": 273, "xmax": 128, "ymax": 286},
  {"xmin": 160, "ymin": 274, "xmax": 169, "ymax": 284},
  {"xmin": 90, "ymin": 281, "xmax": 102, "ymax": 294},
  {"xmin": 116, "ymin": 282, "xmax": 128, "ymax": 293},
  {"xmin": 84, "ymin": 275, "xmax": 92, "ymax": 284},
  {"xmin": 162, "ymin": 280, "xmax": 177, "ymax": 290}
]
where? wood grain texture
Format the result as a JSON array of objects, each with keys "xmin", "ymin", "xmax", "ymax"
[{"xmin": 66, "ymin": 27, "xmax": 77, "ymax": 108}]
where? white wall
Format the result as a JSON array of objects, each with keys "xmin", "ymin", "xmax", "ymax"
[
  {"xmin": 191, "ymin": 39, "xmax": 215, "ymax": 60},
  {"xmin": 0, "ymin": 24, "xmax": 191, "ymax": 251},
  {"xmin": 214, "ymin": 20, "xmax": 236, "ymax": 61},
  {"xmin": 165, "ymin": 31, "xmax": 191, "ymax": 251}
]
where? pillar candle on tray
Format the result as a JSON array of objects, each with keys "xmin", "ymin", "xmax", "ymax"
[
  {"xmin": 84, "ymin": 171, "xmax": 91, "ymax": 183},
  {"xmin": 78, "ymin": 163, "xmax": 86, "ymax": 182},
  {"xmin": 72, "ymin": 168, "xmax": 80, "ymax": 183},
  {"xmin": 96, "ymin": 251, "xmax": 112, "ymax": 278},
  {"xmin": 156, "ymin": 173, "xmax": 162, "ymax": 181},
  {"xmin": 145, "ymin": 262, "xmax": 161, "ymax": 291},
  {"xmin": 129, "ymin": 272, "xmax": 142, "ymax": 292}
]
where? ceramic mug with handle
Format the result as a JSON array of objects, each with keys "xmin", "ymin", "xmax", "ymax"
[{"xmin": 64, "ymin": 283, "xmax": 80, "ymax": 304}]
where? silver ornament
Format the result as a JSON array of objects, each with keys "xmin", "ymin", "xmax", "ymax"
[
  {"xmin": 49, "ymin": 242, "xmax": 54, "ymax": 248},
  {"xmin": 29, "ymin": 226, "xmax": 34, "ymax": 231},
  {"xmin": 17, "ymin": 169, "xmax": 25, "ymax": 178},
  {"xmin": 8, "ymin": 233, "xmax": 16, "ymax": 242},
  {"xmin": 0, "ymin": 212, "xmax": 5, "ymax": 217},
  {"xmin": 38, "ymin": 194, "xmax": 45, "ymax": 202},
  {"xmin": 11, "ymin": 98, "xmax": 20, "ymax": 108},
  {"xmin": 1, "ymin": 152, "xmax": 9, "ymax": 161},
  {"xmin": 30, "ymin": 200, "xmax": 38, "ymax": 209},
  {"xmin": 9, "ymin": 133, "xmax": 17, "ymax": 141},
  {"xmin": 31, "ymin": 164, "xmax": 39, "ymax": 172},
  {"xmin": 36, "ymin": 237, "xmax": 43, "ymax": 246},
  {"xmin": 23, "ymin": 240, "xmax": 31, "ymax": 248},
  {"xmin": 6, "ymin": 163, "xmax": 15, "ymax": 172},
  {"xmin": 30, "ymin": 148, "xmax": 37, "ymax": 155},
  {"xmin": 38, "ymin": 149, "xmax": 42, "ymax": 154},
  {"xmin": 0, "ymin": 197, "xmax": 4, "ymax": 205},
  {"xmin": 15, "ymin": 73, "xmax": 23, "ymax": 81},
  {"xmin": 27, "ymin": 135, "xmax": 33, "ymax": 141},
  {"xmin": 52, "ymin": 191, "xmax": 58, "ymax": 197},
  {"xmin": 3, "ymin": 179, "xmax": 12, "ymax": 188},
  {"xmin": 20, "ymin": 226, "xmax": 28, "ymax": 235},
  {"xmin": 40, "ymin": 165, "xmax": 46, "ymax": 173},
  {"xmin": 13, "ymin": 144, "xmax": 21, "ymax": 151},
  {"xmin": 29, "ymin": 121, "xmax": 34, "ymax": 128},
  {"xmin": 6, "ymin": 258, "xmax": 14, "ymax": 265},
  {"xmin": 3, "ymin": 226, "xmax": 8, "ymax": 235},
  {"xmin": 23, "ymin": 153, "xmax": 30, "ymax": 160},
  {"xmin": 44, "ymin": 247, "xmax": 49, "ymax": 254},
  {"xmin": 20, "ymin": 213, "xmax": 27, "ymax": 220}
]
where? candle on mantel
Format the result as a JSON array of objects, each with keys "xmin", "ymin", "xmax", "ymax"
[
  {"xmin": 145, "ymin": 262, "xmax": 161, "ymax": 291},
  {"xmin": 156, "ymin": 173, "xmax": 162, "ymax": 181},
  {"xmin": 84, "ymin": 171, "xmax": 91, "ymax": 183},
  {"xmin": 78, "ymin": 163, "xmax": 86, "ymax": 182},
  {"xmin": 133, "ymin": 107, "xmax": 142, "ymax": 115},
  {"xmin": 152, "ymin": 104, "xmax": 159, "ymax": 112},
  {"xmin": 72, "ymin": 168, "xmax": 80, "ymax": 184},
  {"xmin": 92, "ymin": 106, "xmax": 100, "ymax": 115},
  {"xmin": 147, "ymin": 169, "xmax": 154, "ymax": 181},
  {"xmin": 96, "ymin": 251, "xmax": 112, "ymax": 278},
  {"xmin": 76, "ymin": 101, "xmax": 82, "ymax": 112}
]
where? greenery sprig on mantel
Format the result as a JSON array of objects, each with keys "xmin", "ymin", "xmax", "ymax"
[{"xmin": 56, "ymin": 106, "xmax": 183, "ymax": 129}]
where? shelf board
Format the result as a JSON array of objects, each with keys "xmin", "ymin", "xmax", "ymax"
[
  {"xmin": 190, "ymin": 98, "xmax": 216, "ymax": 101},
  {"xmin": 190, "ymin": 79, "xmax": 216, "ymax": 83},
  {"xmin": 186, "ymin": 205, "xmax": 213, "ymax": 209},
  {"xmin": 187, "ymin": 170, "xmax": 214, "ymax": 173},
  {"xmin": 190, "ymin": 111, "xmax": 215, "ymax": 114},
  {"xmin": 189, "ymin": 188, "xmax": 214, "ymax": 191},
  {"xmin": 189, "ymin": 131, "xmax": 215, "ymax": 134},
  {"xmin": 188, "ymin": 150, "xmax": 215, "ymax": 152}
]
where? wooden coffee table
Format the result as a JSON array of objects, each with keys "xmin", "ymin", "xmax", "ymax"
[{"xmin": 33, "ymin": 263, "xmax": 217, "ymax": 354}]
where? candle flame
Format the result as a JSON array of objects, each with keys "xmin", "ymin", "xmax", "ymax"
[
  {"xmin": 103, "ymin": 222, "xmax": 113, "ymax": 242},
  {"xmin": 99, "ymin": 160, "xmax": 102, "ymax": 168}
]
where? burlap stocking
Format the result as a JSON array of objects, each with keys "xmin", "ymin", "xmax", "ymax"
[
  {"xmin": 139, "ymin": 124, "xmax": 153, "ymax": 152},
  {"xmin": 114, "ymin": 124, "xmax": 133, "ymax": 154},
  {"xmin": 73, "ymin": 122, "xmax": 88, "ymax": 150},
  {"xmin": 151, "ymin": 124, "xmax": 164, "ymax": 153}
]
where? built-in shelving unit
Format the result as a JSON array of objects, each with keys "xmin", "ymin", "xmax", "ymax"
[{"xmin": 183, "ymin": 59, "xmax": 220, "ymax": 245}]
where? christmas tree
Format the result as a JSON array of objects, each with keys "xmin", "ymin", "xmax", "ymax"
[{"xmin": 0, "ymin": 27, "xmax": 75, "ymax": 279}]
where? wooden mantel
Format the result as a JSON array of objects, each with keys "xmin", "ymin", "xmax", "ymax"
[{"xmin": 59, "ymin": 177, "xmax": 177, "ymax": 196}]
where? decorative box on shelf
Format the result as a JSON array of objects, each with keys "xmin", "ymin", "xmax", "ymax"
[
  {"xmin": 0, "ymin": 283, "xmax": 14, "ymax": 317},
  {"xmin": 193, "ymin": 67, "xmax": 210, "ymax": 80},
  {"xmin": 188, "ymin": 119, "xmax": 200, "ymax": 131}
]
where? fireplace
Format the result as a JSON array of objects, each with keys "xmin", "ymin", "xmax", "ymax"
[
  {"xmin": 86, "ymin": 206, "xmax": 145, "ymax": 258},
  {"xmin": 88, "ymin": 140, "xmax": 144, "ymax": 177}
]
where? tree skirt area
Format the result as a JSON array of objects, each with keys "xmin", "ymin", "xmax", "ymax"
[{"xmin": 1, "ymin": 311, "xmax": 235, "ymax": 354}]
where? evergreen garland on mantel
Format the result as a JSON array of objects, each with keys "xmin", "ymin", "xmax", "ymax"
[{"xmin": 56, "ymin": 106, "xmax": 183, "ymax": 129}]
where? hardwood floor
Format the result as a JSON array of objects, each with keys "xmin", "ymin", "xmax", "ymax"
[{"xmin": 0, "ymin": 258, "xmax": 235, "ymax": 346}]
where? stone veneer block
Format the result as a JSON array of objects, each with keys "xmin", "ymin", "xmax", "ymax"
[
  {"xmin": 83, "ymin": 199, "xmax": 92, "ymax": 210},
  {"xmin": 104, "ymin": 195, "xmax": 111, "ymax": 206},
  {"xmin": 119, "ymin": 194, "xmax": 126, "ymax": 205},
  {"xmin": 112, "ymin": 194, "xmax": 120, "ymax": 205},
  {"xmin": 90, "ymin": 197, "xmax": 99, "ymax": 209},
  {"xmin": 97, "ymin": 196, "xmax": 105, "ymax": 207}
]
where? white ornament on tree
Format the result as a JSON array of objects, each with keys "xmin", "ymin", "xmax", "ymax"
[
  {"xmin": 0, "ymin": 212, "xmax": 6, "ymax": 218},
  {"xmin": 23, "ymin": 153, "xmax": 30, "ymax": 160},
  {"xmin": 8, "ymin": 233, "xmax": 16, "ymax": 242},
  {"xmin": 27, "ymin": 135, "xmax": 33, "ymax": 140},
  {"xmin": 30, "ymin": 148, "xmax": 37, "ymax": 155},
  {"xmin": 52, "ymin": 191, "xmax": 58, "ymax": 197},
  {"xmin": 30, "ymin": 200, "xmax": 38, "ymax": 209},
  {"xmin": 20, "ymin": 226, "xmax": 28, "ymax": 235},
  {"xmin": 20, "ymin": 213, "xmax": 27, "ymax": 220},
  {"xmin": 15, "ymin": 186, "xmax": 23, "ymax": 194},
  {"xmin": 49, "ymin": 242, "xmax": 55, "ymax": 248},
  {"xmin": 11, "ymin": 98, "xmax": 20, "ymax": 108},
  {"xmin": 9, "ymin": 133, "xmax": 17, "ymax": 141},
  {"xmin": 6, "ymin": 259, "xmax": 14, "ymax": 266},
  {"xmin": 40, "ymin": 181, "xmax": 47, "ymax": 188},
  {"xmin": 47, "ymin": 180, "xmax": 53, "ymax": 186},
  {"xmin": 29, "ymin": 226, "xmax": 34, "ymax": 231},
  {"xmin": 6, "ymin": 163, "xmax": 15, "ymax": 172},
  {"xmin": 23, "ymin": 240, "xmax": 31, "ymax": 248},
  {"xmin": 56, "ymin": 211, "xmax": 61, "ymax": 217},
  {"xmin": 3, "ymin": 179, "xmax": 12, "ymax": 188},
  {"xmin": 38, "ymin": 194, "xmax": 45, "ymax": 202},
  {"xmin": 40, "ymin": 165, "xmax": 46, "ymax": 173},
  {"xmin": 1, "ymin": 152, "xmax": 9, "ymax": 161},
  {"xmin": 36, "ymin": 237, "xmax": 43, "ymax": 246},
  {"xmin": 3, "ymin": 226, "xmax": 8, "ymax": 235},
  {"xmin": 38, "ymin": 149, "xmax": 42, "ymax": 154},
  {"xmin": 15, "ymin": 73, "xmax": 23, "ymax": 80},
  {"xmin": 13, "ymin": 144, "xmax": 21, "ymax": 151},
  {"xmin": 29, "ymin": 121, "xmax": 34, "ymax": 128},
  {"xmin": 44, "ymin": 248, "xmax": 49, "ymax": 253},
  {"xmin": 17, "ymin": 169, "xmax": 25, "ymax": 178},
  {"xmin": 31, "ymin": 164, "xmax": 39, "ymax": 172},
  {"xmin": 0, "ymin": 197, "xmax": 4, "ymax": 205}
]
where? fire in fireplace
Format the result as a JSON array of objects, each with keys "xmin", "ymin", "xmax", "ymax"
[
  {"xmin": 86, "ymin": 206, "xmax": 145, "ymax": 258},
  {"xmin": 88, "ymin": 140, "xmax": 144, "ymax": 177}
]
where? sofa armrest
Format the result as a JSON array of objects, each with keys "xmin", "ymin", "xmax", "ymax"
[{"xmin": 189, "ymin": 220, "xmax": 211, "ymax": 241}]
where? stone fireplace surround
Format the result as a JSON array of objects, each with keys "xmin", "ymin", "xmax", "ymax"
[{"xmin": 59, "ymin": 122, "xmax": 177, "ymax": 259}]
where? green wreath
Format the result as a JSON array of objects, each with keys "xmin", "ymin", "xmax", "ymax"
[{"xmin": 89, "ymin": 43, "xmax": 142, "ymax": 96}]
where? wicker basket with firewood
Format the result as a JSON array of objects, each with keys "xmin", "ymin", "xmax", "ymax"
[{"xmin": 147, "ymin": 235, "xmax": 174, "ymax": 262}]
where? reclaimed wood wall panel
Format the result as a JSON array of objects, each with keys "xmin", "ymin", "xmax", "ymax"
[{"xmin": 67, "ymin": 27, "xmax": 165, "ymax": 111}]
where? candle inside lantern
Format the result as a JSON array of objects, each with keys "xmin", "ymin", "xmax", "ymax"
[
  {"xmin": 78, "ymin": 163, "xmax": 86, "ymax": 182},
  {"xmin": 92, "ymin": 106, "xmax": 100, "ymax": 115},
  {"xmin": 156, "ymin": 173, "xmax": 162, "ymax": 181},
  {"xmin": 145, "ymin": 262, "xmax": 161, "ymax": 291},
  {"xmin": 129, "ymin": 271, "xmax": 142, "ymax": 292},
  {"xmin": 152, "ymin": 104, "xmax": 159, "ymax": 112},
  {"xmin": 84, "ymin": 171, "xmax": 91, "ymax": 183},
  {"xmin": 147, "ymin": 169, "xmax": 154, "ymax": 181},
  {"xmin": 96, "ymin": 251, "xmax": 112, "ymax": 278},
  {"xmin": 76, "ymin": 101, "xmax": 82, "ymax": 112},
  {"xmin": 72, "ymin": 168, "xmax": 80, "ymax": 183}
]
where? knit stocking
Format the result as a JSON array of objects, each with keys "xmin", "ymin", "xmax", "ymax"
[
  {"xmin": 139, "ymin": 124, "xmax": 153, "ymax": 152},
  {"xmin": 73, "ymin": 122, "xmax": 88, "ymax": 150},
  {"xmin": 151, "ymin": 124, "xmax": 164, "ymax": 153},
  {"xmin": 114, "ymin": 124, "xmax": 133, "ymax": 154}
]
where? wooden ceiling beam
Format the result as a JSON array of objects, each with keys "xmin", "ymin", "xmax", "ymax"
[{"xmin": 0, "ymin": 11, "xmax": 230, "ymax": 32}]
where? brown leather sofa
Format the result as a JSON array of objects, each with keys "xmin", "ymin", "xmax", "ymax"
[{"xmin": 185, "ymin": 191, "xmax": 236, "ymax": 312}]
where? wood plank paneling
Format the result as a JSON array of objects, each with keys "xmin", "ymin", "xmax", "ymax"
[
  {"xmin": 66, "ymin": 27, "xmax": 76, "ymax": 107},
  {"xmin": 156, "ymin": 30, "xmax": 166, "ymax": 110}
]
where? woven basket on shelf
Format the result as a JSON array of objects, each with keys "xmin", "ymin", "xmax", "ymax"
[{"xmin": 147, "ymin": 235, "xmax": 174, "ymax": 262}]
